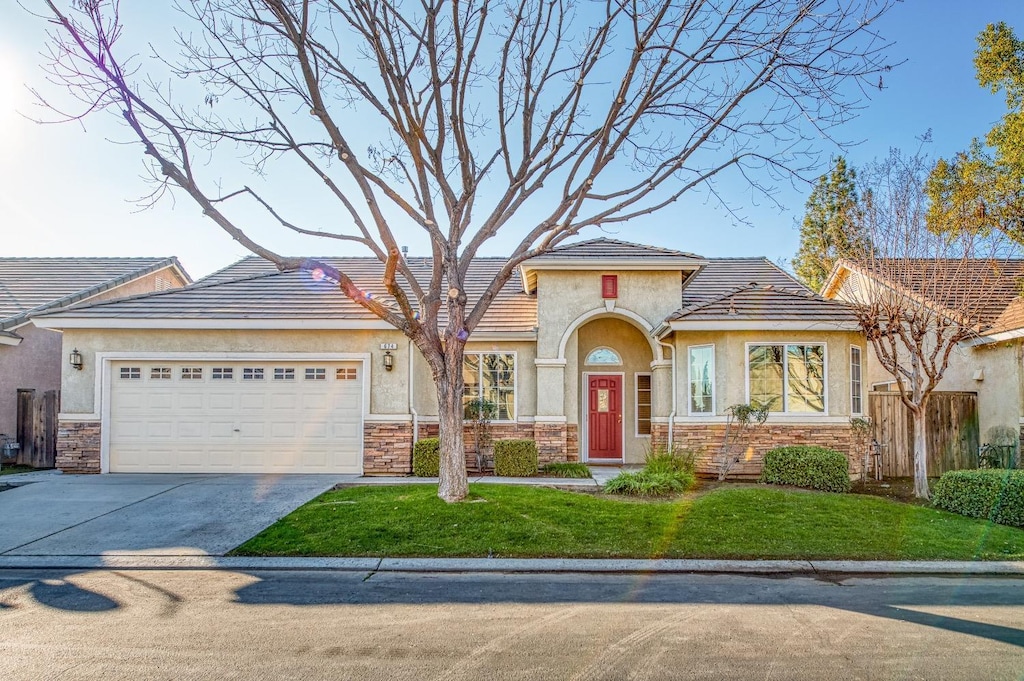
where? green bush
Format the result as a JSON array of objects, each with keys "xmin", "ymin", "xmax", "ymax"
[
  {"xmin": 644, "ymin": 448, "xmax": 697, "ymax": 476},
  {"xmin": 603, "ymin": 470, "xmax": 694, "ymax": 497},
  {"xmin": 760, "ymin": 446, "xmax": 851, "ymax": 493},
  {"xmin": 539, "ymin": 462, "xmax": 592, "ymax": 478},
  {"xmin": 412, "ymin": 438, "xmax": 440, "ymax": 477},
  {"xmin": 494, "ymin": 440, "xmax": 539, "ymax": 477},
  {"xmin": 932, "ymin": 469, "xmax": 1024, "ymax": 528}
]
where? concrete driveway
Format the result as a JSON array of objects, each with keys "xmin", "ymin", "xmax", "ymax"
[{"xmin": 0, "ymin": 474, "xmax": 347, "ymax": 556}]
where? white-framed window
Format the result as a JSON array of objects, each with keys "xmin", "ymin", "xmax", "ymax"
[
  {"xmin": 336, "ymin": 367, "xmax": 358, "ymax": 380},
  {"xmin": 274, "ymin": 368, "xmax": 296, "ymax": 381},
  {"xmin": 635, "ymin": 373, "xmax": 652, "ymax": 436},
  {"xmin": 747, "ymin": 343, "xmax": 826, "ymax": 413},
  {"xmin": 119, "ymin": 367, "xmax": 141, "ymax": 380},
  {"xmin": 243, "ymin": 368, "xmax": 264, "ymax": 381},
  {"xmin": 585, "ymin": 347, "xmax": 622, "ymax": 366},
  {"xmin": 212, "ymin": 367, "xmax": 234, "ymax": 380},
  {"xmin": 305, "ymin": 368, "xmax": 327, "ymax": 381},
  {"xmin": 463, "ymin": 352, "xmax": 516, "ymax": 421},
  {"xmin": 150, "ymin": 367, "xmax": 171, "ymax": 380},
  {"xmin": 850, "ymin": 346, "xmax": 863, "ymax": 415},
  {"xmin": 181, "ymin": 367, "xmax": 203, "ymax": 380},
  {"xmin": 688, "ymin": 345, "xmax": 715, "ymax": 415}
]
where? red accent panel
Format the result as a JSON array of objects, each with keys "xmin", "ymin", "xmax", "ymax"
[
  {"xmin": 601, "ymin": 275, "xmax": 618, "ymax": 299},
  {"xmin": 587, "ymin": 374, "xmax": 622, "ymax": 460}
]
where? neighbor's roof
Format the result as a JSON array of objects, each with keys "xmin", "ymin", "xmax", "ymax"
[
  {"xmin": 826, "ymin": 258, "xmax": 1024, "ymax": 336},
  {"xmin": 0, "ymin": 257, "xmax": 190, "ymax": 331},
  {"xmin": 668, "ymin": 258, "xmax": 858, "ymax": 328},
  {"xmin": 34, "ymin": 249, "xmax": 857, "ymax": 335}
]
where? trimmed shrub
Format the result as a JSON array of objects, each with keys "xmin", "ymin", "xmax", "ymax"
[
  {"xmin": 932, "ymin": 469, "xmax": 1024, "ymax": 528},
  {"xmin": 494, "ymin": 439, "xmax": 539, "ymax": 477},
  {"xmin": 412, "ymin": 438, "xmax": 440, "ymax": 477},
  {"xmin": 539, "ymin": 462, "xmax": 592, "ymax": 478},
  {"xmin": 603, "ymin": 470, "xmax": 693, "ymax": 497},
  {"xmin": 760, "ymin": 446, "xmax": 851, "ymax": 493}
]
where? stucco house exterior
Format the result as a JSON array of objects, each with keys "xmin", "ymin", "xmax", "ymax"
[
  {"xmin": 823, "ymin": 258, "xmax": 1024, "ymax": 451},
  {"xmin": 0, "ymin": 258, "xmax": 191, "ymax": 452},
  {"xmin": 33, "ymin": 239, "xmax": 867, "ymax": 477}
]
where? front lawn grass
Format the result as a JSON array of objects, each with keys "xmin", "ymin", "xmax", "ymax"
[
  {"xmin": 0, "ymin": 465, "xmax": 36, "ymax": 476},
  {"xmin": 232, "ymin": 484, "xmax": 1024, "ymax": 560}
]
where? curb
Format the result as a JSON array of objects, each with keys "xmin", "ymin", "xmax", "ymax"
[{"xmin": 0, "ymin": 555, "xmax": 1022, "ymax": 575}]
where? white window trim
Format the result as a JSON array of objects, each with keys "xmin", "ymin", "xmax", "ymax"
[
  {"xmin": 850, "ymin": 345, "xmax": 864, "ymax": 416},
  {"xmin": 744, "ymin": 341, "xmax": 829, "ymax": 415},
  {"xmin": 462, "ymin": 350, "xmax": 518, "ymax": 424},
  {"xmin": 634, "ymin": 372, "xmax": 652, "ymax": 437},
  {"xmin": 584, "ymin": 346, "xmax": 623, "ymax": 366},
  {"xmin": 686, "ymin": 344, "xmax": 717, "ymax": 416}
]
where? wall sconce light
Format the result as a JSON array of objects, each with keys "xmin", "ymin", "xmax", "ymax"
[
  {"xmin": 383, "ymin": 350, "xmax": 394, "ymax": 372},
  {"xmin": 69, "ymin": 348, "xmax": 84, "ymax": 371}
]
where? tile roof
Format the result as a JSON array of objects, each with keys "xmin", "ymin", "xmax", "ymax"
[
  {"xmin": 35, "ymin": 251, "xmax": 857, "ymax": 332},
  {"xmin": 527, "ymin": 237, "xmax": 703, "ymax": 261},
  {"xmin": 836, "ymin": 259, "xmax": 1024, "ymax": 334},
  {"xmin": 0, "ymin": 257, "xmax": 189, "ymax": 331}
]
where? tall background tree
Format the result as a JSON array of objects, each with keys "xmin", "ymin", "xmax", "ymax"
[
  {"xmin": 33, "ymin": 0, "xmax": 895, "ymax": 502},
  {"xmin": 830, "ymin": 149, "xmax": 1018, "ymax": 499},
  {"xmin": 927, "ymin": 22, "xmax": 1024, "ymax": 240},
  {"xmin": 792, "ymin": 156, "xmax": 871, "ymax": 291}
]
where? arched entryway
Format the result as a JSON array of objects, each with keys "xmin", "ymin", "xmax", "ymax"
[{"xmin": 576, "ymin": 317, "xmax": 655, "ymax": 463}]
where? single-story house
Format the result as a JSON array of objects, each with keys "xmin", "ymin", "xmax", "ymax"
[
  {"xmin": 0, "ymin": 258, "xmax": 191, "ymax": 455},
  {"xmin": 33, "ymin": 239, "xmax": 866, "ymax": 477},
  {"xmin": 823, "ymin": 258, "xmax": 1024, "ymax": 450}
]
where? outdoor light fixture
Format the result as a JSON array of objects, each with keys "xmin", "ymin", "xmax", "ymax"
[
  {"xmin": 69, "ymin": 348, "xmax": 83, "ymax": 370},
  {"xmin": 383, "ymin": 350, "xmax": 394, "ymax": 372}
]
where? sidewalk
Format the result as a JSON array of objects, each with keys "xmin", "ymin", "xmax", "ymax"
[{"xmin": 0, "ymin": 553, "xmax": 1022, "ymax": 575}]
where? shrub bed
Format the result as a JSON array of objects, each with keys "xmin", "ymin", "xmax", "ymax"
[
  {"xmin": 539, "ymin": 462, "xmax": 592, "ymax": 478},
  {"xmin": 412, "ymin": 438, "xmax": 440, "ymax": 477},
  {"xmin": 603, "ymin": 470, "xmax": 692, "ymax": 497},
  {"xmin": 760, "ymin": 446, "xmax": 851, "ymax": 493},
  {"xmin": 932, "ymin": 469, "xmax": 1024, "ymax": 528},
  {"xmin": 494, "ymin": 439, "xmax": 539, "ymax": 477}
]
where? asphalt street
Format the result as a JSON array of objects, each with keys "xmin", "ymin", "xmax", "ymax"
[{"xmin": 1, "ymin": 569, "xmax": 1022, "ymax": 680}]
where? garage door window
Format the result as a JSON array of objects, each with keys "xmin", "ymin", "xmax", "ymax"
[
  {"xmin": 212, "ymin": 367, "xmax": 234, "ymax": 380},
  {"xmin": 181, "ymin": 367, "xmax": 203, "ymax": 380},
  {"xmin": 336, "ymin": 367, "xmax": 358, "ymax": 380},
  {"xmin": 274, "ymin": 368, "xmax": 296, "ymax": 380},
  {"xmin": 150, "ymin": 367, "xmax": 171, "ymax": 380},
  {"xmin": 243, "ymin": 368, "xmax": 264, "ymax": 380},
  {"xmin": 305, "ymin": 368, "xmax": 327, "ymax": 380},
  {"xmin": 120, "ymin": 367, "xmax": 141, "ymax": 380}
]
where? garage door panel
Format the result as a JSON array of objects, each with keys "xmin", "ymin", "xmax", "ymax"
[{"xmin": 109, "ymin": 361, "xmax": 363, "ymax": 473}]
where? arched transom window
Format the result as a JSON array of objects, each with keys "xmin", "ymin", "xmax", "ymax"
[{"xmin": 585, "ymin": 347, "xmax": 622, "ymax": 366}]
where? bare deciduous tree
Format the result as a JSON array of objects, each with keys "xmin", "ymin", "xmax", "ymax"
[
  {"xmin": 32, "ymin": 0, "xmax": 894, "ymax": 501},
  {"xmin": 827, "ymin": 149, "xmax": 1019, "ymax": 499}
]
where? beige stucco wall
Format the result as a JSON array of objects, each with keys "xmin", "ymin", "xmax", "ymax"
[
  {"xmin": 86, "ymin": 266, "xmax": 189, "ymax": 304},
  {"xmin": 59, "ymin": 328, "xmax": 411, "ymax": 415},
  {"xmin": 671, "ymin": 330, "xmax": 867, "ymax": 421}
]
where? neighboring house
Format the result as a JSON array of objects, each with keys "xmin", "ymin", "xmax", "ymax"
[
  {"xmin": 822, "ymin": 258, "xmax": 1024, "ymax": 449},
  {"xmin": 32, "ymin": 239, "xmax": 865, "ymax": 477},
  {"xmin": 0, "ymin": 258, "xmax": 192, "ymax": 451}
]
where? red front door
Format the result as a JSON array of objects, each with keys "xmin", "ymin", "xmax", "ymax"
[{"xmin": 587, "ymin": 375, "xmax": 622, "ymax": 461}]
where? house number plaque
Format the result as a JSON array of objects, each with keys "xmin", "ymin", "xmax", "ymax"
[{"xmin": 597, "ymin": 389, "xmax": 610, "ymax": 412}]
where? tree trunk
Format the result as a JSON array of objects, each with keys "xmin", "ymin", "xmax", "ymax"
[
  {"xmin": 911, "ymin": 406, "xmax": 930, "ymax": 500},
  {"xmin": 435, "ymin": 343, "xmax": 469, "ymax": 503}
]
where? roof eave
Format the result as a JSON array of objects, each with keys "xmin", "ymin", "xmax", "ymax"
[{"xmin": 668, "ymin": 319, "xmax": 862, "ymax": 331}]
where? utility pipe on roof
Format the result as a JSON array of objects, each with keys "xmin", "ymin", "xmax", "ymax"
[{"xmin": 656, "ymin": 337, "xmax": 676, "ymax": 450}]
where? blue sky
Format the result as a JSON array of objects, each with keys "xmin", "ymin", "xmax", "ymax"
[{"xmin": 2, "ymin": 1, "xmax": 1023, "ymax": 279}]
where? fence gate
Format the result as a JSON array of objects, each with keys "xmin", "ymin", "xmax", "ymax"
[
  {"xmin": 15, "ymin": 389, "xmax": 59, "ymax": 469},
  {"xmin": 868, "ymin": 391, "xmax": 979, "ymax": 477}
]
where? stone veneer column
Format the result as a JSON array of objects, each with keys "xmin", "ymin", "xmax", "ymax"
[
  {"xmin": 56, "ymin": 419, "xmax": 102, "ymax": 473},
  {"xmin": 362, "ymin": 421, "xmax": 413, "ymax": 474},
  {"xmin": 533, "ymin": 421, "xmax": 569, "ymax": 464}
]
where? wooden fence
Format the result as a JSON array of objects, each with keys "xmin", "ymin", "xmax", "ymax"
[
  {"xmin": 868, "ymin": 391, "xmax": 979, "ymax": 477},
  {"xmin": 15, "ymin": 389, "xmax": 58, "ymax": 469}
]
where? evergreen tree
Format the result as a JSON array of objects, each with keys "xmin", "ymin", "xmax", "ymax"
[
  {"xmin": 793, "ymin": 157, "xmax": 870, "ymax": 292},
  {"xmin": 927, "ymin": 22, "xmax": 1024, "ymax": 241}
]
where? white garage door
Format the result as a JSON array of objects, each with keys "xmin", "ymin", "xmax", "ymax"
[{"xmin": 108, "ymin": 361, "xmax": 364, "ymax": 473}]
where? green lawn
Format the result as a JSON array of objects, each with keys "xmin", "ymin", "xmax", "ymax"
[
  {"xmin": 232, "ymin": 484, "xmax": 1024, "ymax": 560},
  {"xmin": 0, "ymin": 465, "xmax": 36, "ymax": 476}
]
